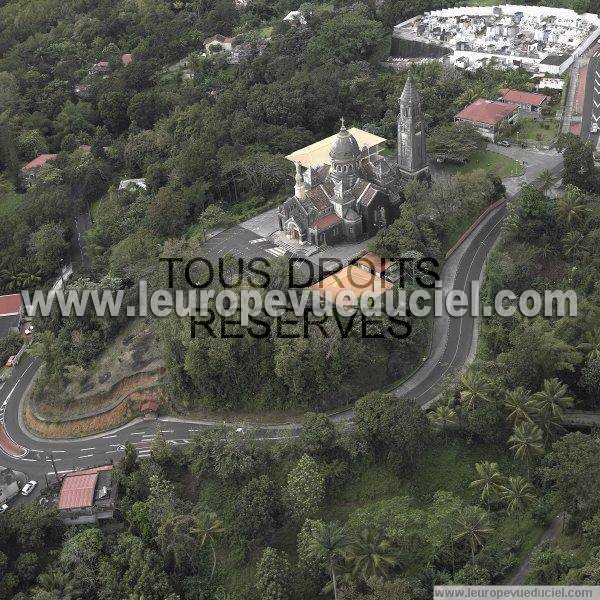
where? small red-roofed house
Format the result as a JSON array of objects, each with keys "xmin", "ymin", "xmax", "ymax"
[
  {"xmin": 121, "ymin": 53, "xmax": 133, "ymax": 66},
  {"xmin": 57, "ymin": 465, "xmax": 116, "ymax": 524},
  {"xmin": 0, "ymin": 294, "xmax": 24, "ymax": 338},
  {"xmin": 20, "ymin": 154, "xmax": 58, "ymax": 187},
  {"xmin": 455, "ymin": 99, "xmax": 518, "ymax": 141},
  {"xmin": 498, "ymin": 88, "xmax": 550, "ymax": 114}
]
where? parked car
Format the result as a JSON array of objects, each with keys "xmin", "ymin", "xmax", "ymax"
[
  {"xmin": 592, "ymin": 123, "xmax": 599, "ymax": 134},
  {"xmin": 0, "ymin": 504, "xmax": 8, "ymax": 513},
  {"xmin": 21, "ymin": 481, "xmax": 37, "ymax": 496},
  {"xmin": 497, "ymin": 140, "xmax": 510, "ymax": 147},
  {"xmin": 5, "ymin": 355, "xmax": 16, "ymax": 367}
]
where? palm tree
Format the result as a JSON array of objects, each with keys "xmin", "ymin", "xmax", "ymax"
[
  {"xmin": 32, "ymin": 569, "xmax": 75, "ymax": 599},
  {"xmin": 556, "ymin": 185, "xmax": 590, "ymax": 228},
  {"xmin": 428, "ymin": 404, "xmax": 459, "ymax": 444},
  {"xmin": 453, "ymin": 506, "xmax": 493, "ymax": 561},
  {"xmin": 159, "ymin": 514, "xmax": 198, "ymax": 575},
  {"xmin": 307, "ymin": 521, "xmax": 348, "ymax": 600},
  {"xmin": 536, "ymin": 169, "xmax": 554, "ymax": 193},
  {"xmin": 192, "ymin": 511, "xmax": 225, "ymax": 581},
  {"xmin": 469, "ymin": 461, "xmax": 504, "ymax": 512},
  {"xmin": 345, "ymin": 526, "xmax": 400, "ymax": 582},
  {"xmin": 562, "ymin": 230, "xmax": 585, "ymax": 261},
  {"xmin": 504, "ymin": 387, "xmax": 537, "ymax": 426},
  {"xmin": 500, "ymin": 476, "xmax": 536, "ymax": 525},
  {"xmin": 508, "ymin": 421, "xmax": 544, "ymax": 477},
  {"xmin": 577, "ymin": 328, "xmax": 600, "ymax": 361},
  {"xmin": 533, "ymin": 378, "xmax": 573, "ymax": 420},
  {"xmin": 459, "ymin": 371, "xmax": 494, "ymax": 410}
]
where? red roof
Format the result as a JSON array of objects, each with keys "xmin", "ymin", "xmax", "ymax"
[
  {"xmin": 500, "ymin": 88, "xmax": 550, "ymax": 107},
  {"xmin": 0, "ymin": 294, "xmax": 22, "ymax": 316},
  {"xmin": 141, "ymin": 400, "xmax": 159, "ymax": 413},
  {"xmin": 456, "ymin": 99, "xmax": 518, "ymax": 126},
  {"xmin": 58, "ymin": 465, "xmax": 113, "ymax": 510},
  {"xmin": 121, "ymin": 53, "xmax": 132, "ymax": 66},
  {"xmin": 78, "ymin": 144, "xmax": 92, "ymax": 153},
  {"xmin": 22, "ymin": 154, "xmax": 57, "ymax": 170},
  {"xmin": 312, "ymin": 213, "xmax": 342, "ymax": 231}
]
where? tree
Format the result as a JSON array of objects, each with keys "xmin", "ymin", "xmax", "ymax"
[
  {"xmin": 508, "ymin": 421, "xmax": 545, "ymax": 476},
  {"xmin": 300, "ymin": 412, "xmax": 336, "ymax": 456},
  {"xmin": 500, "ymin": 476, "xmax": 536, "ymax": 525},
  {"xmin": 196, "ymin": 204, "xmax": 229, "ymax": 241},
  {"xmin": 354, "ymin": 392, "xmax": 430, "ymax": 468},
  {"xmin": 305, "ymin": 521, "xmax": 348, "ymax": 600},
  {"xmin": 453, "ymin": 506, "xmax": 493, "ymax": 561},
  {"xmin": 192, "ymin": 511, "xmax": 225, "ymax": 580},
  {"xmin": 535, "ymin": 169, "xmax": 555, "ymax": 193},
  {"xmin": 150, "ymin": 424, "xmax": 172, "ymax": 466},
  {"xmin": 504, "ymin": 387, "xmax": 537, "ymax": 426},
  {"xmin": 29, "ymin": 223, "xmax": 69, "ymax": 276},
  {"xmin": 234, "ymin": 476, "xmax": 283, "ymax": 546},
  {"xmin": 556, "ymin": 133, "xmax": 598, "ymax": 192},
  {"xmin": 345, "ymin": 526, "xmax": 400, "ymax": 582},
  {"xmin": 533, "ymin": 378, "xmax": 573, "ymax": 421},
  {"xmin": 254, "ymin": 547, "xmax": 292, "ymax": 600},
  {"xmin": 540, "ymin": 432, "xmax": 600, "ymax": 520},
  {"xmin": 305, "ymin": 13, "xmax": 384, "ymax": 64},
  {"xmin": 428, "ymin": 404, "xmax": 458, "ymax": 444},
  {"xmin": 556, "ymin": 185, "xmax": 590, "ymax": 229},
  {"xmin": 469, "ymin": 461, "xmax": 504, "ymax": 512},
  {"xmin": 98, "ymin": 91, "xmax": 130, "ymax": 134},
  {"xmin": 459, "ymin": 371, "xmax": 494, "ymax": 410},
  {"xmin": 158, "ymin": 514, "xmax": 201, "ymax": 575},
  {"xmin": 285, "ymin": 454, "xmax": 325, "ymax": 523},
  {"xmin": 147, "ymin": 187, "xmax": 190, "ymax": 238},
  {"xmin": 427, "ymin": 122, "xmax": 485, "ymax": 164}
]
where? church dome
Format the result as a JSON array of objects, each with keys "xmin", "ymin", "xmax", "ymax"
[{"xmin": 329, "ymin": 122, "xmax": 360, "ymax": 163}]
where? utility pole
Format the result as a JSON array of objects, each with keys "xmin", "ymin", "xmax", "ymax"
[{"xmin": 48, "ymin": 452, "xmax": 59, "ymax": 481}]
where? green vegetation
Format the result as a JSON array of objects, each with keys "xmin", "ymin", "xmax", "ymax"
[
  {"xmin": 444, "ymin": 149, "xmax": 524, "ymax": 178},
  {"xmin": 511, "ymin": 115, "xmax": 559, "ymax": 144}
]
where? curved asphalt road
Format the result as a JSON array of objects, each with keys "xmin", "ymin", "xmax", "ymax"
[{"xmin": 0, "ymin": 149, "xmax": 563, "ymax": 485}]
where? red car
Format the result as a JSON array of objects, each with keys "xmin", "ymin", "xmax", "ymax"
[{"xmin": 5, "ymin": 356, "xmax": 16, "ymax": 367}]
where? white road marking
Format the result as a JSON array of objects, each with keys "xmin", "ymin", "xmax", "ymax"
[
  {"xmin": 102, "ymin": 435, "xmax": 117, "ymax": 439},
  {"xmin": 46, "ymin": 469, "xmax": 71, "ymax": 475},
  {"xmin": 80, "ymin": 447, "xmax": 95, "ymax": 451},
  {"xmin": 20, "ymin": 458, "xmax": 37, "ymax": 462},
  {"xmin": 265, "ymin": 247, "xmax": 286, "ymax": 256},
  {"xmin": 77, "ymin": 454, "xmax": 93, "ymax": 459},
  {"xmin": 130, "ymin": 432, "xmax": 145, "ymax": 435},
  {"xmin": 50, "ymin": 450, "xmax": 66, "ymax": 453}
]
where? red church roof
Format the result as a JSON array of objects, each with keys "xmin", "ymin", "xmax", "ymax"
[{"xmin": 312, "ymin": 213, "xmax": 342, "ymax": 231}]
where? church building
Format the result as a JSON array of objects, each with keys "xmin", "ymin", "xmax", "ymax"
[{"xmin": 278, "ymin": 74, "xmax": 428, "ymax": 246}]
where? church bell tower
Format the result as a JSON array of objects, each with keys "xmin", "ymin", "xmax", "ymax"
[{"xmin": 397, "ymin": 74, "xmax": 429, "ymax": 179}]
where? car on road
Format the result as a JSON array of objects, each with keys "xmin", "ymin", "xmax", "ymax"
[
  {"xmin": 0, "ymin": 504, "xmax": 8, "ymax": 513},
  {"xmin": 497, "ymin": 140, "xmax": 511, "ymax": 147},
  {"xmin": 592, "ymin": 123, "xmax": 599, "ymax": 134},
  {"xmin": 5, "ymin": 355, "xmax": 16, "ymax": 367},
  {"xmin": 21, "ymin": 481, "xmax": 37, "ymax": 496}
]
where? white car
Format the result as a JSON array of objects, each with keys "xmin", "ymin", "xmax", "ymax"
[
  {"xmin": 21, "ymin": 481, "xmax": 37, "ymax": 496},
  {"xmin": 592, "ymin": 123, "xmax": 599, "ymax": 134},
  {"xmin": 0, "ymin": 504, "xmax": 8, "ymax": 513}
]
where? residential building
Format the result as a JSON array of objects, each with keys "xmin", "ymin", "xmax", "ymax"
[
  {"xmin": 203, "ymin": 35, "xmax": 237, "ymax": 53},
  {"xmin": 118, "ymin": 178, "xmax": 147, "ymax": 191},
  {"xmin": 121, "ymin": 53, "xmax": 133, "ymax": 66},
  {"xmin": 57, "ymin": 465, "xmax": 117, "ymax": 525},
  {"xmin": 0, "ymin": 294, "xmax": 24, "ymax": 338},
  {"xmin": 89, "ymin": 61, "xmax": 110, "ymax": 76},
  {"xmin": 455, "ymin": 98, "xmax": 519, "ymax": 140},
  {"xmin": 538, "ymin": 53, "xmax": 572, "ymax": 75},
  {"xmin": 499, "ymin": 88, "xmax": 550, "ymax": 113},
  {"xmin": 20, "ymin": 154, "xmax": 58, "ymax": 187}
]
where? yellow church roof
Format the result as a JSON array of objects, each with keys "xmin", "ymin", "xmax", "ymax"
[{"xmin": 286, "ymin": 127, "xmax": 387, "ymax": 169}]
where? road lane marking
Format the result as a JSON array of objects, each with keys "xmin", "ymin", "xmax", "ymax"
[
  {"xmin": 47, "ymin": 470, "xmax": 71, "ymax": 475},
  {"xmin": 80, "ymin": 447, "xmax": 95, "ymax": 451},
  {"xmin": 77, "ymin": 454, "xmax": 93, "ymax": 459},
  {"xmin": 102, "ymin": 435, "xmax": 117, "ymax": 439}
]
